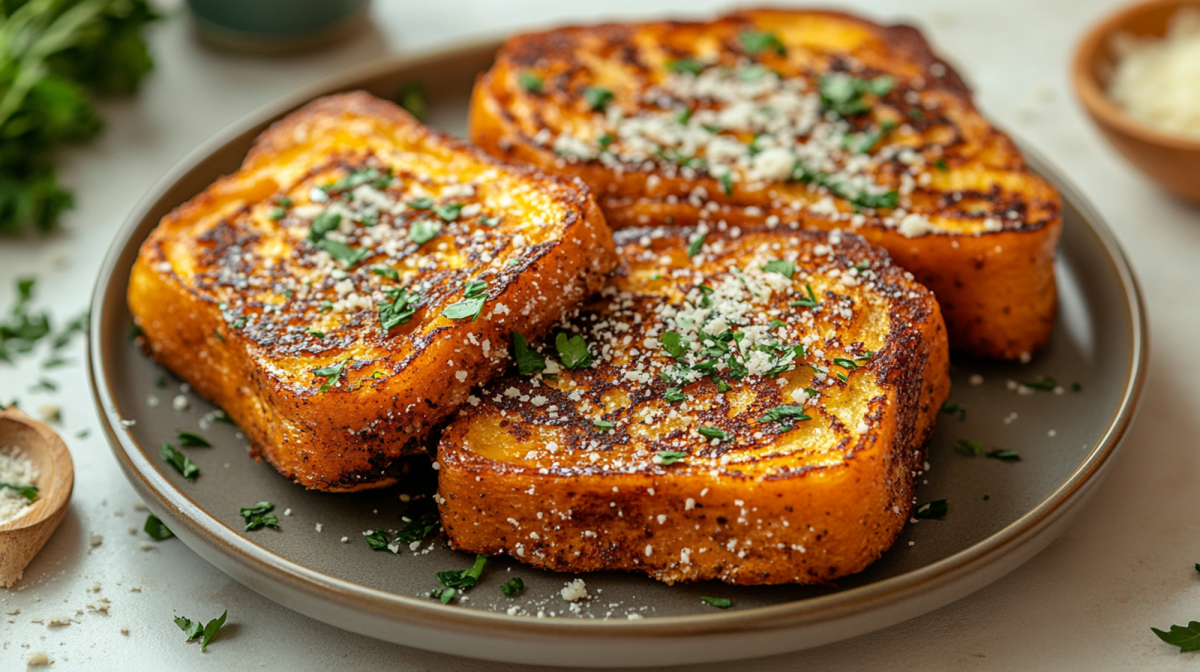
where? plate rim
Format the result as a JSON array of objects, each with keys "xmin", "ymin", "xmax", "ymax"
[{"xmin": 87, "ymin": 38, "xmax": 1149, "ymax": 650}]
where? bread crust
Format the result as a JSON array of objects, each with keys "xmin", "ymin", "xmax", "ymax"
[
  {"xmin": 128, "ymin": 92, "xmax": 617, "ymax": 491},
  {"xmin": 437, "ymin": 227, "xmax": 949, "ymax": 584},
  {"xmin": 468, "ymin": 8, "xmax": 1061, "ymax": 359}
]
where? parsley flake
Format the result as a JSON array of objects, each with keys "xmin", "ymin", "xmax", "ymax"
[
  {"xmin": 593, "ymin": 419, "xmax": 616, "ymax": 431},
  {"xmin": 395, "ymin": 513, "xmax": 440, "ymax": 544},
  {"xmin": 0, "ymin": 482, "xmax": 37, "ymax": 502},
  {"xmin": 1018, "ymin": 377, "xmax": 1058, "ymax": 391},
  {"xmin": 664, "ymin": 387, "xmax": 687, "ymax": 403},
  {"xmin": 790, "ymin": 284, "xmax": 820, "ymax": 308},
  {"xmin": 441, "ymin": 279, "xmax": 489, "ymax": 321},
  {"xmin": 407, "ymin": 197, "xmax": 433, "ymax": 210},
  {"xmin": 555, "ymin": 333, "xmax": 593, "ymax": 369},
  {"xmin": 940, "ymin": 401, "xmax": 966, "ymax": 420},
  {"xmin": 372, "ymin": 266, "xmax": 400, "ymax": 281},
  {"xmin": 397, "ymin": 82, "xmax": 427, "ymax": 120},
  {"xmin": 144, "ymin": 514, "xmax": 173, "ymax": 540},
  {"xmin": 757, "ymin": 404, "xmax": 811, "ymax": 424},
  {"xmin": 761, "ymin": 259, "xmax": 795, "ymax": 278},
  {"xmin": 518, "ymin": 71, "xmax": 544, "ymax": 93},
  {"xmin": 511, "ymin": 332, "xmax": 546, "ymax": 376},
  {"xmin": 433, "ymin": 203, "xmax": 463, "ymax": 222},
  {"xmin": 1153, "ymin": 621, "xmax": 1200, "ymax": 653},
  {"xmin": 654, "ymin": 450, "xmax": 687, "ymax": 466},
  {"xmin": 986, "ymin": 449, "xmax": 1020, "ymax": 462},
  {"xmin": 700, "ymin": 596, "xmax": 732, "ymax": 609},
  {"xmin": 176, "ymin": 430, "xmax": 211, "ymax": 448},
  {"xmin": 363, "ymin": 529, "xmax": 390, "ymax": 550},
  {"xmin": 666, "ymin": 57, "xmax": 703, "ymax": 75},
  {"xmin": 955, "ymin": 438, "xmax": 983, "ymax": 456},
  {"xmin": 239, "ymin": 501, "xmax": 278, "ymax": 532},
  {"xmin": 740, "ymin": 30, "xmax": 785, "ymax": 56},
  {"xmin": 175, "ymin": 610, "xmax": 227, "ymax": 652},
  {"xmin": 501, "ymin": 577, "xmax": 525, "ymax": 597},
  {"xmin": 313, "ymin": 359, "xmax": 349, "ymax": 392},
  {"xmin": 159, "ymin": 443, "xmax": 199, "ymax": 482},
  {"xmin": 659, "ymin": 331, "xmax": 686, "ymax": 359},
  {"xmin": 437, "ymin": 553, "xmax": 489, "ymax": 589},
  {"xmin": 697, "ymin": 426, "xmax": 728, "ymax": 441},
  {"xmin": 378, "ymin": 286, "xmax": 420, "ymax": 333},
  {"xmin": 317, "ymin": 239, "xmax": 371, "ymax": 268},
  {"xmin": 818, "ymin": 72, "xmax": 894, "ymax": 116},
  {"xmin": 583, "ymin": 86, "xmax": 613, "ymax": 110},
  {"xmin": 686, "ymin": 233, "xmax": 706, "ymax": 257},
  {"xmin": 308, "ymin": 211, "xmax": 341, "ymax": 243}
]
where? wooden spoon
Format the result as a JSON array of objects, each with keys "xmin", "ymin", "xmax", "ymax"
[{"xmin": 0, "ymin": 406, "xmax": 74, "ymax": 587}]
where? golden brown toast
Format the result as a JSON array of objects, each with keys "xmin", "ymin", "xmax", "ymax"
[
  {"xmin": 128, "ymin": 92, "xmax": 617, "ymax": 492},
  {"xmin": 469, "ymin": 8, "xmax": 1061, "ymax": 360},
  {"xmin": 437, "ymin": 227, "xmax": 950, "ymax": 584}
]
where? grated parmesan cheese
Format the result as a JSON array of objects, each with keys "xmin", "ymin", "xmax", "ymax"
[{"xmin": 1110, "ymin": 9, "xmax": 1200, "ymax": 139}]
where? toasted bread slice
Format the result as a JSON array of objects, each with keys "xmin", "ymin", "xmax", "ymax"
[
  {"xmin": 469, "ymin": 8, "xmax": 1061, "ymax": 359},
  {"xmin": 128, "ymin": 92, "xmax": 617, "ymax": 491},
  {"xmin": 437, "ymin": 227, "xmax": 949, "ymax": 584}
]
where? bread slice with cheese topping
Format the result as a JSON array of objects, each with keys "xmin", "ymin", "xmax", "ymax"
[
  {"xmin": 436, "ymin": 226, "xmax": 949, "ymax": 584},
  {"xmin": 128, "ymin": 92, "xmax": 617, "ymax": 491},
  {"xmin": 468, "ymin": 8, "xmax": 1060, "ymax": 360}
]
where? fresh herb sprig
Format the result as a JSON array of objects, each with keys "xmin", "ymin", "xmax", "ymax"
[
  {"xmin": 238, "ymin": 501, "xmax": 278, "ymax": 532},
  {"xmin": 174, "ymin": 610, "xmax": 227, "ymax": 653}
]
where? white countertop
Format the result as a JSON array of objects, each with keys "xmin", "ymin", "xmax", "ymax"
[{"xmin": 2, "ymin": 0, "xmax": 1197, "ymax": 668}]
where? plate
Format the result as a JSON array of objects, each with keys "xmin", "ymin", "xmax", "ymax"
[{"xmin": 88, "ymin": 40, "xmax": 1146, "ymax": 668}]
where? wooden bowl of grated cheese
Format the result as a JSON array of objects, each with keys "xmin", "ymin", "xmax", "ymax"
[
  {"xmin": 0, "ymin": 406, "xmax": 74, "ymax": 587},
  {"xmin": 1073, "ymin": 0, "xmax": 1200, "ymax": 203}
]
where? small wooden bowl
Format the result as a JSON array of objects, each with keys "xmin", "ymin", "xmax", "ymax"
[
  {"xmin": 1073, "ymin": 0, "xmax": 1200, "ymax": 203},
  {"xmin": 0, "ymin": 407, "xmax": 74, "ymax": 587}
]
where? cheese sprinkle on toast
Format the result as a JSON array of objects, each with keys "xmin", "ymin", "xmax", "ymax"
[{"xmin": 437, "ymin": 227, "xmax": 949, "ymax": 585}]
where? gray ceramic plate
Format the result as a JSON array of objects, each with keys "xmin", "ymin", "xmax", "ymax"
[{"xmin": 88, "ymin": 41, "xmax": 1146, "ymax": 668}]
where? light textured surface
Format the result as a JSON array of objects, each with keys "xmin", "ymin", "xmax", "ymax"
[{"xmin": 0, "ymin": 0, "xmax": 1194, "ymax": 668}]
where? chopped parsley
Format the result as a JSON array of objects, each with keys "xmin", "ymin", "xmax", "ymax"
[
  {"xmin": 481, "ymin": 215, "xmax": 502, "ymax": 227},
  {"xmin": 555, "ymin": 333, "xmax": 593, "ymax": 369},
  {"xmin": 144, "ymin": 514, "xmax": 173, "ymax": 540},
  {"xmin": 583, "ymin": 86, "xmax": 613, "ymax": 110},
  {"xmin": 697, "ymin": 426, "xmax": 728, "ymax": 441},
  {"xmin": 323, "ymin": 167, "xmax": 394, "ymax": 192},
  {"xmin": 395, "ymin": 513, "xmax": 440, "ymax": 544},
  {"xmin": 238, "ymin": 501, "xmax": 279, "ymax": 532},
  {"xmin": 363, "ymin": 529, "xmax": 390, "ymax": 550},
  {"xmin": 832, "ymin": 357, "xmax": 859, "ymax": 371},
  {"xmin": 593, "ymin": 419, "xmax": 616, "ymax": 431},
  {"xmin": 0, "ymin": 278, "xmax": 51, "ymax": 362},
  {"xmin": 378, "ymin": 286, "xmax": 420, "ymax": 333},
  {"xmin": 159, "ymin": 443, "xmax": 199, "ymax": 482},
  {"xmin": 654, "ymin": 450, "xmax": 687, "ymax": 466},
  {"xmin": 740, "ymin": 30, "xmax": 785, "ymax": 56},
  {"xmin": 372, "ymin": 266, "xmax": 400, "ymax": 281},
  {"xmin": 700, "ymin": 596, "xmax": 732, "ymax": 609},
  {"xmin": 757, "ymin": 404, "xmax": 811, "ymax": 424},
  {"xmin": 914, "ymin": 500, "xmax": 948, "ymax": 519},
  {"xmin": 597, "ymin": 134, "xmax": 615, "ymax": 152},
  {"xmin": 718, "ymin": 171, "xmax": 734, "ymax": 196},
  {"xmin": 1018, "ymin": 377, "xmax": 1058, "ymax": 391},
  {"xmin": 308, "ymin": 211, "xmax": 341, "ymax": 243},
  {"xmin": 313, "ymin": 359, "xmax": 349, "ymax": 392},
  {"xmin": 666, "ymin": 57, "xmax": 703, "ymax": 75},
  {"xmin": 761, "ymin": 259, "xmax": 795, "ymax": 278},
  {"xmin": 659, "ymin": 331, "xmax": 686, "ymax": 358},
  {"xmin": 437, "ymin": 553, "xmax": 489, "ymax": 589},
  {"xmin": 955, "ymin": 438, "xmax": 983, "ymax": 456},
  {"xmin": 847, "ymin": 120, "xmax": 898, "ymax": 154},
  {"xmin": 500, "ymin": 577, "xmax": 525, "ymax": 597},
  {"xmin": 818, "ymin": 72, "xmax": 893, "ymax": 116},
  {"xmin": 986, "ymin": 449, "xmax": 1020, "ymax": 462},
  {"xmin": 441, "ymin": 279, "xmax": 489, "ymax": 321},
  {"xmin": 940, "ymin": 401, "xmax": 966, "ymax": 421},
  {"xmin": 1071, "ymin": 382, "xmax": 1082, "ymax": 392},
  {"xmin": 174, "ymin": 610, "xmax": 228, "ymax": 653},
  {"xmin": 176, "ymin": 430, "xmax": 211, "ymax": 448},
  {"xmin": 518, "ymin": 71, "xmax": 544, "ymax": 93},
  {"xmin": 664, "ymin": 387, "xmax": 687, "ymax": 403},
  {"xmin": 789, "ymin": 283, "xmax": 820, "ymax": 308},
  {"xmin": 686, "ymin": 233, "xmax": 706, "ymax": 258},
  {"xmin": 317, "ymin": 239, "xmax": 371, "ymax": 268},
  {"xmin": 407, "ymin": 197, "xmax": 433, "ymax": 210},
  {"xmin": 934, "ymin": 158, "xmax": 948, "ymax": 172},
  {"xmin": 29, "ymin": 378, "xmax": 55, "ymax": 392},
  {"xmin": 433, "ymin": 203, "xmax": 463, "ymax": 222},
  {"xmin": 512, "ymin": 332, "xmax": 546, "ymax": 376},
  {"xmin": 397, "ymin": 82, "xmax": 427, "ymax": 121},
  {"xmin": 0, "ymin": 482, "xmax": 37, "ymax": 503},
  {"xmin": 1153, "ymin": 622, "xmax": 1200, "ymax": 653}
]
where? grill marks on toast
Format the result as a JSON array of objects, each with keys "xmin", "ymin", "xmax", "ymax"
[
  {"xmin": 437, "ymin": 228, "xmax": 950, "ymax": 584},
  {"xmin": 130, "ymin": 92, "xmax": 616, "ymax": 491}
]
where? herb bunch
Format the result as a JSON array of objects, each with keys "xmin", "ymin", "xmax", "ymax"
[{"xmin": 0, "ymin": 0, "xmax": 157, "ymax": 235}]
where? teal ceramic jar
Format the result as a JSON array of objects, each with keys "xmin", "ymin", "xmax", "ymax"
[{"xmin": 186, "ymin": 0, "xmax": 371, "ymax": 52}]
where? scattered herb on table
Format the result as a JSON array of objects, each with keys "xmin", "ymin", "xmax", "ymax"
[
  {"xmin": 1153, "ymin": 621, "xmax": 1200, "ymax": 653},
  {"xmin": 160, "ymin": 443, "xmax": 199, "ymax": 482},
  {"xmin": 144, "ymin": 514, "xmax": 173, "ymax": 540},
  {"xmin": 174, "ymin": 610, "xmax": 227, "ymax": 653},
  {"xmin": 239, "ymin": 501, "xmax": 278, "ymax": 532}
]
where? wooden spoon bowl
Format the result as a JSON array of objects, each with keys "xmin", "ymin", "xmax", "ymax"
[{"xmin": 0, "ymin": 407, "xmax": 74, "ymax": 587}]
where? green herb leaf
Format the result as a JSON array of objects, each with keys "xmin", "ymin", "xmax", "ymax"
[
  {"xmin": 395, "ymin": 513, "xmax": 440, "ymax": 544},
  {"xmin": 441, "ymin": 279, "xmax": 489, "ymax": 321},
  {"xmin": 238, "ymin": 501, "xmax": 278, "ymax": 532},
  {"xmin": 914, "ymin": 500, "xmax": 948, "ymax": 519},
  {"xmin": 740, "ymin": 30, "xmax": 785, "ymax": 56},
  {"xmin": 518, "ymin": 71, "xmax": 544, "ymax": 93},
  {"xmin": 200, "ymin": 610, "xmax": 227, "ymax": 652},
  {"xmin": 432, "ymin": 587, "xmax": 455, "ymax": 604},
  {"xmin": 437, "ymin": 553, "xmax": 489, "ymax": 589},
  {"xmin": 144, "ymin": 514, "xmax": 173, "ymax": 540},
  {"xmin": 940, "ymin": 401, "xmax": 966, "ymax": 421},
  {"xmin": 159, "ymin": 443, "xmax": 199, "ymax": 482},
  {"xmin": 659, "ymin": 331, "xmax": 686, "ymax": 359},
  {"xmin": 480, "ymin": 215, "xmax": 502, "ymax": 227},
  {"xmin": 955, "ymin": 438, "xmax": 983, "ymax": 456},
  {"xmin": 397, "ymin": 82, "xmax": 427, "ymax": 121},
  {"xmin": 986, "ymin": 449, "xmax": 1020, "ymax": 462},
  {"xmin": 757, "ymin": 404, "xmax": 811, "ymax": 424},
  {"xmin": 655, "ymin": 450, "xmax": 687, "ymax": 465},
  {"xmin": 761, "ymin": 260, "xmax": 795, "ymax": 278},
  {"xmin": 700, "ymin": 596, "xmax": 732, "ymax": 609},
  {"xmin": 372, "ymin": 266, "xmax": 400, "ymax": 281},
  {"xmin": 511, "ymin": 332, "xmax": 547, "ymax": 376},
  {"xmin": 175, "ymin": 616, "xmax": 202, "ymax": 641},
  {"xmin": 1153, "ymin": 621, "xmax": 1200, "ymax": 653},
  {"xmin": 308, "ymin": 211, "xmax": 341, "ymax": 243},
  {"xmin": 593, "ymin": 419, "xmax": 615, "ymax": 431},
  {"xmin": 408, "ymin": 197, "xmax": 433, "ymax": 210},
  {"xmin": 317, "ymin": 239, "xmax": 371, "ymax": 268},
  {"xmin": 0, "ymin": 482, "xmax": 37, "ymax": 503},
  {"xmin": 433, "ymin": 203, "xmax": 463, "ymax": 222},
  {"xmin": 718, "ymin": 171, "xmax": 734, "ymax": 196},
  {"xmin": 666, "ymin": 57, "xmax": 703, "ymax": 75},
  {"xmin": 686, "ymin": 233, "xmax": 706, "ymax": 258},
  {"xmin": 664, "ymin": 387, "xmax": 687, "ymax": 403},
  {"xmin": 313, "ymin": 359, "xmax": 349, "ymax": 392},
  {"xmin": 501, "ymin": 577, "xmax": 525, "ymax": 596},
  {"xmin": 555, "ymin": 333, "xmax": 593, "ymax": 369},
  {"xmin": 378, "ymin": 286, "xmax": 420, "ymax": 333},
  {"xmin": 789, "ymin": 284, "xmax": 820, "ymax": 308},
  {"xmin": 583, "ymin": 86, "xmax": 613, "ymax": 111},
  {"xmin": 324, "ymin": 167, "xmax": 393, "ymax": 192},
  {"xmin": 934, "ymin": 158, "xmax": 948, "ymax": 172},
  {"xmin": 363, "ymin": 529, "xmax": 390, "ymax": 550},
  {"xmin": 697, "ymin": 426, "xmax": 728, "ymax": 441},
  {"xmin": 176, "ymin": 430, "xmax": 211, "ymax": 448},
  {"xmin": 817, "ymin": 72, "xmax": 894, "ymax": 117},
  {"xmin": 1018, "ymin": 377, "xmax": 1058, "ymax": 391}
]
